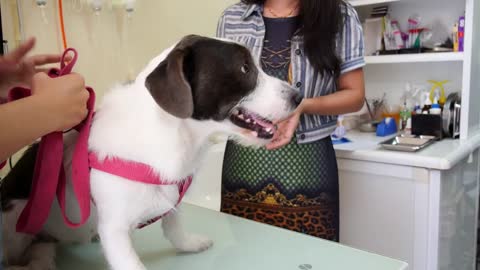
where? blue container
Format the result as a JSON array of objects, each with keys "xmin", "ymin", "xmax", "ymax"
[{"xmin": 376, "ymin": 117, "xmax": 398, "ymax": 137}]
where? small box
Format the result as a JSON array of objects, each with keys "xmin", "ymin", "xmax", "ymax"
[{"xmin": 411, "ymin": 114, "xmax": 443, "ymax": 139}]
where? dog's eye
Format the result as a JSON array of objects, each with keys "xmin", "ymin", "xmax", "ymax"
[{"xmin": 241, "ymin": 64, "xmax": 250, "ymax": 74}]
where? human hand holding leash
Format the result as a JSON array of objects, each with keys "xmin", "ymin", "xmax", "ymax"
[
  {"xmin": 0, "ymin": 38, "xmax": 87, "ymax": 161},
  {"xmin": 31, "ymin": 72, "xmax": 88, "ymax": 132},
  {"xmin": 0, "ymin": 38, "xmax": 67, "ymax": 98}
]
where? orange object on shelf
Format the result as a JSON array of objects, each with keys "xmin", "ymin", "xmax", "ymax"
[{"xmin": 382, "ymin": 111, "xmax": 401, "ymax": 128}]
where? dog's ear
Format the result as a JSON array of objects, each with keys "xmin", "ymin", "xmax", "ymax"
[{"xmin": 145, "ymin": 44, "xmax": 194, "ymax": 119}]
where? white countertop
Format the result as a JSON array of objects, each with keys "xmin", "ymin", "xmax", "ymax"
[{"xmin": 334, "ymin": 129, "xmax": 480, "ymax": 170}]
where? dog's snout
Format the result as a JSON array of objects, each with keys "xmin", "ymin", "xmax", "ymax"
[{"xmin": 291, "ymin": 92, "xmax": 303, "ymax": 107}]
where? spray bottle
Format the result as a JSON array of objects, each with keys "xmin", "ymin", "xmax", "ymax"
[
  {"xmin": 422, "ymin": 92, "xmax": 432, "ymax": 114},
  {"xmin": 89, "ymin": 0, "xmax": 103, "ymax": 15},
  {"xmin": 36, "ymin": 0, "xmax": 48, "ymax": 24},
  {"xmin": 429, "ymin": 97, "xmax": 442, "ymax": 115},
  {"xmin": 124, "ymin": 0, "xmax": 136, "ymax": 18}
]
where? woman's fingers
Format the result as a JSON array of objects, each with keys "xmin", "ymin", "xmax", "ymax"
[
  {"xmin": 266, "ymin": 135, "xmax": 290, "ymax": 150},
  {"xmin": 4, "ymin": 38, "xmax": 36, "ymax": 63},
  {"xmin": 30, "ymin": 54, "xmax": 64, "ymax": 66}
]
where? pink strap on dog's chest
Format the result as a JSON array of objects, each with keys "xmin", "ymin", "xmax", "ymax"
[{"xmin": 89, "ymin": 153, "xmax": 193, "ymax": 228}]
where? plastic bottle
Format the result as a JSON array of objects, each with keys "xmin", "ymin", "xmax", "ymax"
[
  {"xmin": 414, "ymin": 103, "xmax": 422, "ymax": 115},
  {"xmin": 429, "ymin": 98, "xmax": 442, "ymax": 115},
  {"xmin": 404, "ymin": 118, "xmax": 412, "ymax": 135},
  {"xmin": 422, "ymin": 93, "xmax": 432, "ymax": 113},
  {"xmin": 399, "ymin": 102, "xmax": 411, "ymax": 131}
]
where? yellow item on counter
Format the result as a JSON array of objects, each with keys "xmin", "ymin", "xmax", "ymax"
[{"xmin": 428, "ymin": 80, "xmax": 448, "ymax": 107}]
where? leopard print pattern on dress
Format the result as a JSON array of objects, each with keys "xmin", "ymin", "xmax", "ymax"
[{"xmin": 221, "ymin": 184, "xmax": 338, "ymax": 241}]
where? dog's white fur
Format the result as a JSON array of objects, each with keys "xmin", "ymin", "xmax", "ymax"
[{"xmin": 2, "ymin": 39, "xmax": 298, "ymax": 270}]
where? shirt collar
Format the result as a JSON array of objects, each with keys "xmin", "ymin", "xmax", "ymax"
[{"xmin": 241, "ymin": 4, "xmax": 263, "ymax": 20}]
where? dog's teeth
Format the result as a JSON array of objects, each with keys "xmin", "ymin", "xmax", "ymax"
[
  {"xmin": 246, "ymin": 119, "xmax": 251, "ymax": 123},
  {"xmin": 238, "ymin": 114, "xmax": 244, "ymax": 120},
  {"xmin": 265, "ymin": 127, "xmax": 272, "ymax": 132}
]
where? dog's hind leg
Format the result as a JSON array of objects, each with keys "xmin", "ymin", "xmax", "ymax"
[
  {"xmin": 98, "ymin": 222, "xmax": 146, "ymax": 270},
  {"xmin": 161, "ymin": 211, "xmax": 213, "ymax": 253}
]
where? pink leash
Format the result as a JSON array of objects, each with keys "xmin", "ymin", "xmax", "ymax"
[{"xmin": 9, "ymin": 49, "xmax": 96, "ymax": 234}]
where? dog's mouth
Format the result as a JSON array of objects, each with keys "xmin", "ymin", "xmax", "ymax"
[{"xmin": 230, "ymin": 108, "xmax": 275, "ymax": 139}]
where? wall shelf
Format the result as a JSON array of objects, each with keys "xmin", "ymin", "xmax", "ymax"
[
  {"xmin": 364, "ymin": 52, "xmax": 464, "ymax": 64},
  {"xmin": 349, "ymin": 0, "xmax": 400, "ymax": 7}
]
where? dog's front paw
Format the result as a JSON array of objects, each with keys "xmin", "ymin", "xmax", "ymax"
[{"xmin": 174, "ymin": 234, "xmax": 213, "ymax": 253}]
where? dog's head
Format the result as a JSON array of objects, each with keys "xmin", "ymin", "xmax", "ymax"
[{"xmin": 144, "ymin": 35, "xmax": 302, "ymax": 145}]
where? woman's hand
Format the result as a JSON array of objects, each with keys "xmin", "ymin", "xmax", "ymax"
[
  {"xmin": 0, "ymin": 68, "xmax": 87, "ymax": 161},
  {"xmin": 32, "ymin": 72, "xmax": 88, "ymax": 132},
  {"xmin": 265, "ymin": 107, "xmax": 302, "ymax": 150},
  {"xmin": 0, "ymin": 38, "xmax": 66, "ymax": 98}
]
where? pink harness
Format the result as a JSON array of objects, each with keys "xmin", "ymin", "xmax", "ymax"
[{"xmin": 5, "ymin": 49, "xmax": 192, "ymax": 234}]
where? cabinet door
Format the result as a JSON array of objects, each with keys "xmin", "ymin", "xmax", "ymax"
[
  {"xmin": 438, "ymin": 150, "xmax": 480, "ymax": 270},
  {"xmin": 462, "ymin": 0, "xmax": 480, "ymax": 138},
  {"xmin": 338, "ymin": 159, "xmax": 423, "ymax": 267}
]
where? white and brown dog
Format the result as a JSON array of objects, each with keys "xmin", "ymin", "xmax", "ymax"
[{"xmin": 1, "ymin": 35, "xmax": 302, "ymax": 270}]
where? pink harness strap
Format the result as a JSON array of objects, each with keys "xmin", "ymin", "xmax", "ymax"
[{"xmin": 89, "ymin": 153, "xmax": 193, "ymax": 229}]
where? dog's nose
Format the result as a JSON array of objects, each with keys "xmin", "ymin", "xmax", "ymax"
[{"xmin": 291, "ymin": 92, "xmax": 303, "ymax": 107}]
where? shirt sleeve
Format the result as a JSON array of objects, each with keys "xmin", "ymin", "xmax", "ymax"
[
  {"xmin": 338, "ymin": 5, "xmax": 365, "ymax": 74},
  {"xmin": 216, "ymin": 12, "xmax": 227, "ymax": 38}
]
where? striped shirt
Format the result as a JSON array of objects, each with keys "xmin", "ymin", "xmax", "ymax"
[{"xmin": 217, "ymin": 2, "xmax": 365, "ymax": 143}]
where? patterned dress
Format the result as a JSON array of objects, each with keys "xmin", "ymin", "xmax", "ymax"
[{"xmin": 221, "ymin": 16, "xmax": 340, "ymax": 241}]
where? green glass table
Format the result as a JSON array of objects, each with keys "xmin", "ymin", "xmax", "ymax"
[{"xmin": 56, "ymin": 204, "xmax": 408, "ymax": 270}]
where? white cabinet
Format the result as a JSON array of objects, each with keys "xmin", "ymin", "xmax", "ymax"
[{"xmin": 338, "ymin": 150, "xmax": 480, "ymax": 270}]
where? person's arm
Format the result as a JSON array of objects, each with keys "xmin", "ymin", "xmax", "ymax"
[
  {"xmin": 265, "ymin": 69, "xmax": 364, "ymax": 150},
  {"xmin": 0, "ymin": 72, "xmax": 88, "ymax": 161},
  {"xmin": 298, "ymin": 68, "xmax": 365, "ymax": 115},
  {"xmin": 0, "ymin": 96, "xmax": 57, "ymax": 160},
  {"xmin": 266, "ymin": 5, "xmax": 366, "ymax": 150},
  {"xmin": 0, "ymin": 38, "xmax": 86, "ymax": 161},
  {"xmin": 216, "ymin": 12, "xmax": 227, "ymax": 38},
  {"xmin": 0, "ymin": 38, "xmax": 65, "ymax": 98}
]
